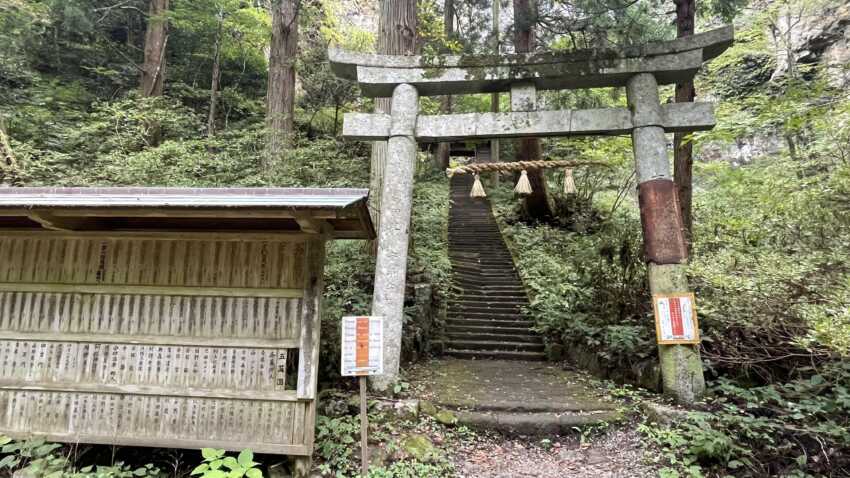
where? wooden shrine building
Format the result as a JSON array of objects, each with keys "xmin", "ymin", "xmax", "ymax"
[{"xmin": 0, "ymin": 187, "xmax": 374, "ymax": 472}]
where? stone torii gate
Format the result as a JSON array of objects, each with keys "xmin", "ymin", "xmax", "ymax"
[{"xmin": 330, "ymin": 26, "xmax": 733, "ymax": 402}]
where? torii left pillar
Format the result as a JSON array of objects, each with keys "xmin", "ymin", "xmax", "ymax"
[
  {"xmin": 627, "ymin": 73, "xmax": 706, "ymax": 403},
  {"xmin": 369, "ymin": 83, "xmax": 419, "ymax": 392}
]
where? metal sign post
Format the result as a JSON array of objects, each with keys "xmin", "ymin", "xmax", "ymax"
[{"xmin": 341, "ymin": 316, "xmax": 384, "ymax": 477}]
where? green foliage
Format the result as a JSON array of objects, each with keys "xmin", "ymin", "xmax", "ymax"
[
  {"xmin": 366, "ymin": 461, "xmax": 452, "ymax": 478},
  {"xmin": 320, "ymin": 240, "xmax": 375, "ymax": 383},
  {"xmin": 642, "ymin": 363, "xmax": 850, "ymax": 476},
  {"xmin": 313, "ymin": 412, "xmax": 457, "ymax": 477},
  {"xmin": 314, "ymin": 415, "xmax": 361, "ymax": 476},
  {"xmin": 0, "ymin": 436, "xmax": 163, "ymax": 478},
  {"xmin": 191, "ymin": 449, "xmax": 262, "ymax": 478},
  {"xmin": 411, "ymin": 172, "xmax": 452, "ymax": 296},
  {"xmin": 691, "ymin": 156, "xmax": 850, "ymax": 377},
  {"xmin": 492, "ymin": 184, "xmax": 653, "ymax": 369}
]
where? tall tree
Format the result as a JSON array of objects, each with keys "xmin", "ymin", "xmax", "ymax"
[
  {"xmin": 266, "ymin": 0, "xmax": 299, "ymax": 168},
  {"xmin": 369, "ymin": 0, "xmax": 418, "ymax": 228},
  {"xmin": 207, "ymin": 5, "xmax": 224, "ymax": 136},
  {"xmin": 513, "ymin": 0, "xmax": 553, "ymax": 220},
  {"xmin": 141, "ymin": 0, "xmax": 169, "ymax": 97},
  {"xmin": 435, "ymin": 0, "xmax": 455, "ymax": 170},
  {"xmin": 490, "ymin": 0, "xmax": 501, "ymax": 187},
  {"xmin": 0, "ymin": 117, "xmax": 20, "ymax": 186},
  {"xmin": 673, "ymin": 0, "xmax": 695, "ymax": 246}
]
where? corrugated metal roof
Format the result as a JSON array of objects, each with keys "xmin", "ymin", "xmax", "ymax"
[
  {"xmin": 0, "ymin": 187, "xmax": 375, "ymax": 239},
  {"xmin": 0, "ymin": 187, "xmax": 370, "ymax": 209}
]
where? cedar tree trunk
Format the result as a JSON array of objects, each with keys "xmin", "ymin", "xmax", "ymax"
[
  {"xmin": 435, "ymin": 0, "xmax": 454, "ymax": 170},
  {"xmin": 369, "ymin": 0, "xmax": 418, "ymax": 229},
  {"xmin": 207, "ymin": 14, "xmax": 223, "ymax": 137},
  {"xmin": 513, "ymin": 0, "xmax": 552, "ymax": 220},
  {"xmin": 0, "ymin": 117, "xmax": 19, "ymax": 186},
  {"xmin": 141, "ymin": 0, "xmax": 168, "ymax": 97},
  {"xmin": 673, "ymin": 0, "xmax": 695, "ymax": 248},
  {"xmin": 266, "ymin": 0, "xmax": 298, "ymax": 168}
]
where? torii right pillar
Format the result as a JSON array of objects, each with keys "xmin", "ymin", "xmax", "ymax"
[{"xmin": 626, "ymin": 73, "xmax": 706, "ymax": 403}]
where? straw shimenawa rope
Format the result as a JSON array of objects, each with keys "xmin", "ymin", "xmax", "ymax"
[{"xmin": 445, "ymin": 159, "xmax": 607, "ymax": 177}]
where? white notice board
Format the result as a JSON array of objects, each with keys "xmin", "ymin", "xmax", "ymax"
[
  {"xmin": 341, "ymin": 316, "xmax": 384, "ymax": 376},
  {"xmin": 652, "ymin": 293, "xmax": 700, "ymax": 344}
]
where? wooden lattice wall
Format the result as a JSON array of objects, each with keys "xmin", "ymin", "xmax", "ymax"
[{"xmin": 0, "ymin": 232, "xmax": 325, "ymax": 455}]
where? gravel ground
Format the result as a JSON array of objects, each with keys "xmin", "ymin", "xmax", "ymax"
[{"xmin": 448, "ymin": 426, "xmax": 660, "ymax": 478}]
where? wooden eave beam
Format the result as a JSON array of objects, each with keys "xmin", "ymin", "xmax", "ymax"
[
  {"xmin": 343, "ymin": 102, "xmax": 716, "ymax": 142},
  {"xmin": 26, "ymin": 210, "xmax": 100, "ymax": 231},
  {"xmin": 294, "ymin": 214, "xmax": 334, "ymax": 235}
]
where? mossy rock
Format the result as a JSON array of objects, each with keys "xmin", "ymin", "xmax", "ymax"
[
  {"xmin": 419, "ymin": 400, "xmax": 438, "ymax": 417},
  {"xmin": 433, "ymin": 409, "xmax": 458, "ymax": 426},
  {"xmin": 399, "ymin": 433, "xmax": 441, "ymax": 462}
]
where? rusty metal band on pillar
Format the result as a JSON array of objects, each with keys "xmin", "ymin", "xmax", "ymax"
[{"xmin": 638, "ymin": 179, "xmax": 688, "ymax": 264}]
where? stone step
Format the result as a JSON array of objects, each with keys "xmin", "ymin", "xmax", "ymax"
[
  {"xmin": 452, "ymin": 292, "xmax": 526, "ymax": 299},
  {"xmin": 455, "ymin": 295, "xmax": 528, "ymax": 303},
  {"xmin": 446, "ymin": 318, "xmax": 532, "ymax": 328},
  {"xmin": 449, "ymin": 309, "xmax": 526, "ymax": 318},
  {"xmin": 444, "ymin": 349, "xmax": 546, "ymax": 361},
  {"xmin": 453, "ymin": 300, "xmax": 526, "ymax": 308},
  {"xmin": 446, "ymin": 316, "xmax": 534, "ymax": 330},
  {"xmin": 448, "ymin": 177, "xmax": 545, "ymax": 361},
  {"xmin": 452, "ymin": 284, "xmax": 526, "ymax": 291},
  {"xmin": 453, "ymin": 278, "xmax": 523, "ymax": 286},
  {"xmin": 452, "ymin": 266, "xmax": 516, "ymax": 271},
  {"xmin": 453, "ymin": 273, "xmax": 521, "ymax": 280},
  {"xmin": 449, "ymin": 304, "xmax": 525, "ymax": 313},
  {"xmin": 447, "ymin": 314, "xmax": 529, "ymax": 324},
  {"xmin": 450, "ymin": 257, "xmax": 515, "ymax": 263},
  {"xmin": 447, "ymin": 340, "xmax": 545, "ymax": 353},
  {"xmin": 446, "ymin": 324, "xmax": 537, "ymax": 336},
  {"xmin": 454, "ymin": 410, "xmax": 623, "ymax": 435},
  {"xmin": 447, "ymin": 331, "xmax": 542, "ymax": 343},
  {"xmin": 451, "ymin": 265, "xmax": 517, "ymax": 273},
  {"xmin": 448, "ymin": 308, "xmax": 527, "ymax": 316},
  {"xmin": 453, "ymin": 279, "xmax": 523, "ymax": 287},
  {"xmin": 455, "ymin": 281, "xmax": 526, "ymax": 294},
  {"xmin": 449, "ymin": 255, "xmax": 514, "ymax": 262},
  {"xmin": 451, "ymin": 265, "xmax": 518, "ymax": 273}
]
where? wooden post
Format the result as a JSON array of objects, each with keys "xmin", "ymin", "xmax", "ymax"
[
  {"xmin": 368, "ymin": 83, "xmax": 419, "ymax": 392},
  {"xmin": 626, "ymin": 73, "xmax": 705, "ymax": 403},
  {"xmin": 489, "ymin": 0, "xmax": 500, "ymax": 188},
  {"xmin": 359, "ymin": 376, "xmax": 369, "ymax": 476},
  {"xmin": 294, "ymin": 238, "xmax": 326, "ymax": 478}
]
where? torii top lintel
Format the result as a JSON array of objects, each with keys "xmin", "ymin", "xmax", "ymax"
[{"xmin": 329, "ymin": 25, "xmax": 733, "ymax": 98}]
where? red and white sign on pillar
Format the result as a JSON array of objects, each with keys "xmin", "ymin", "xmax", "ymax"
[
  {"xmin": 341, "ymin": 316, "xmax": 384, "ymax": 376},
  {"xmin": 652, "ymin": 293, "xmax": 700, "ymax": 344}
]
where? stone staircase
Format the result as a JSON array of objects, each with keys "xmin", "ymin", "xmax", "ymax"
[{"xmin": 446, "ymin": 174, "xmax": 545, "ymax": 360}]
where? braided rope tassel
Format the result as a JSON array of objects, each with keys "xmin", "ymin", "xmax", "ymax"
[
  {"xmin": 470, "ymin": 174, "xmax": 487, "ymax": 198},
  {"xmin": 563, "ymin": 168, "xmax": 576, "ymax": 194},
  {"xmin": 514, "ymin": 170, "xmax": 532, "ymax": 196}
]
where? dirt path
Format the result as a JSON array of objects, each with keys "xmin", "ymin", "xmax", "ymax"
[
  {"xmin": 405, "ymin": 358, "xmax": 663, "ymax": 477},
  {"xmin": 447, "ymin": 426, "xmax": 659, "ymax": 478}
]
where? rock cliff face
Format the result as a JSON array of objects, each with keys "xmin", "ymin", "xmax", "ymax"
[
  {"xmin": 698, "ymin": 1, "xmax": 850, "ymax": 165},
  {"xmin": 770, "ymin": 0, "xmax": 850, "ymax": 86},
  {"xmin": 698, "ymin": 133, "xmax": 785, "ymax": 166}
]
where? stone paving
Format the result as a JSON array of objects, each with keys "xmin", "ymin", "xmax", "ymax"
[{"xmin": 409, "ymin": 359, "xmax": 621, "ymax": 435}]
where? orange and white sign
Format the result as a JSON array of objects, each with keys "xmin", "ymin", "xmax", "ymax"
[
  {"xmin": 341, "ymin": 316, "xmax": 384, "ymax": 376},
  {"xmin": 653, "ymin": 293, "xmax": 700, "ymax": 344}
]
